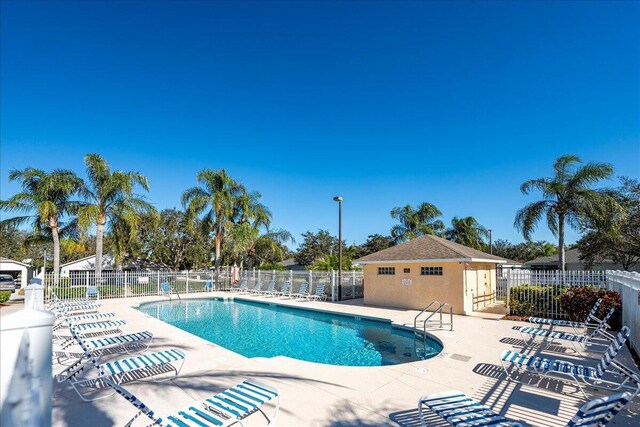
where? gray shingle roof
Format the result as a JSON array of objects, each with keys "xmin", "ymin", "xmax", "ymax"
[
  {"xmin": 355, "ymin": 234, "xmax": 508, "ymax": 263},
  {"xmin": 525, "ymin": 248, "xmax": 614, "ymax": 266}
]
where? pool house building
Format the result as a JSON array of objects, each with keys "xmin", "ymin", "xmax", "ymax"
[{"xmin": 356, "ymin": 235, "xmax": 508, "ymax": 314}]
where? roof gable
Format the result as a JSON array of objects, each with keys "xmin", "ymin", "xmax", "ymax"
[{"xmin": 355, "ymin": 234, "xmax": 508, "ymax": 264}]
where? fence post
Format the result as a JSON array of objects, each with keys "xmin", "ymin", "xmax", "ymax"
[
  {"xmin": 124, "ymin": 270, "xmax": 128, "ymax": 298},
  {"xmin": 331, "ymin": 270, "xmax": 336, "ymax": 302},
  {"xmin": 85, "ymin": 272, "xmax": 89, "ymax": 300},
  {"xmin": 157, "ymin": 271, "xmax": 161, "ymax": 295},
  {"xmin": 506, "ymin": 270, "xmax": 511, "ymax": 315},
  {"xmin": 186, "ymin": 270, "xmax": 190, "ymax": 294},
  {"xmin": 352, "ymin": 270, "xmax": 356, "ymax": 298},
  {"xmin": 308, "ymin": 270, "xmax": 313, "ymax": 293}
]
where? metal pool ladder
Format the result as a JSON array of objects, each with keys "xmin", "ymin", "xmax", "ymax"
[{"xmin": 414, "ymin": 300, "xmax": 453, "ymax": 339}]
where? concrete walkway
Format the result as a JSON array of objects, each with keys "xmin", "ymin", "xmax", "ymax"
[{"xmin": 49, "ymin": 293, "xmax": 640, "ymax": 426}]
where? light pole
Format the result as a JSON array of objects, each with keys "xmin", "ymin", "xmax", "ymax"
[{"xmin": 333, "ymin": 196, "xmax": 343, "ymax": 301}]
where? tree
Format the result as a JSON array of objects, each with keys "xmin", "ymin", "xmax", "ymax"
[
  {"xmin": 182, "ymin": 169, "xmax": 246, "ymax": 275},
  {"xmin": 515, "ymin": 155, "xmax": 616, "ymax": 271},
  {"xmin": 78, "ymin": 154, "xmax": 154, "ymax": 279},
  {"xmin": 445, "ymin": 216, "xmax": 489, "ymax": 250},
  {"xmin": 576, "ymin": 177, "xmax": 640, "ymax": 271},
  {"xmin": 390, "ymin": 202, "xmax": 444, "ymax": 243},
  {"xmin": 224, "ymin": 223, "xmax": 294, "ymax": 268},
  {"xmin": 359, "ymin": 234, "xmax": 394, "ymax": 256},
  {"xmin": 492, "ymin": 239, "xmax": 558, "ymax": 262},
  {"xmin": 0, "ymin": 168, "xmax": 84, "ymax": 285},
  {"xmin": 294, "ymin": 230, "xmax": 338, "ymax": 267},
  {"xmin": 132, "ymin": 209, "xmax": 212, "ymax": 270},
  {"xmin": 311, "ymin": 254, "xmax": 353, "ymax": 271}
]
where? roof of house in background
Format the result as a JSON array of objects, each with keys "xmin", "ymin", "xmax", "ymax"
[
  {"xmin": 278, "ymin": 258, "xmax": 306, "ymax": 270},
  {"xmin": 355, "ymin": 234, "xmax": 509, "ymax": 264},
  {"xmin": 525, "ymin": 248, "xmax": 614, "ymax": 266},
  {"xmin": 0, "ymin": 257, "xmax": 32, "ymax": 267},
  {"xmin": 60, "ymin": 254, "xmax": 164, "ymax": 270}
]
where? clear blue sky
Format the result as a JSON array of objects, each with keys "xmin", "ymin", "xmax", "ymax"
[{"xmin": 1, "ymin": 1, "xmax": 639, "ymax": 249}]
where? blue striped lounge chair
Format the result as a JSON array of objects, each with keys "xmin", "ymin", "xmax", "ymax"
[
  {"xmin": 53, "ymin": 330, "xmax": 154, "ymax": 365},
  {"xmin": 58, "ymin": 326, "xmax": 186, "ymax": 401},
  {"xmin": 528, "ymin": 298, "xmax": 611, "ymax": 336},
  {"xmin": 53, "ymin": 319, "xmax": 128, "ymax": 344},
  {"xmin": 104, "ymin": 376, "xmax": 280, "ymax": 426},
  {"xmin": 519, "ymin": 307, "xmax": 616, "ymax": 355},
  {"xmin": 53, "ymin": 311, "xmax": 117, "ymax": 330},
  {"xmin": 257, "ymin": 280, "xmax": 276, "ymax": 296},
  {"xmin": 53, "ymin": 302, "xmax": 102, "ymax": 317},
  {"xmin": 308, "ymin": 283, "xmax": 327, "ymax": 301},
  {"xmin": 418, "ymin": 383, "xmax": 639, "ymax": 427},
  {"xmin": 290, "ymin": 282, "xmax": 309, "ymax": 300},
  {"xmin": 50, "ymin": 291, "xmax": 103, "ymax": 307},
  {"xmin": 273, "ymin": 281, "xmax": 291, "ymax": 297},
  {"xmin": 500, "ymin": 326, "xmax": 635, "ymax": 397}
]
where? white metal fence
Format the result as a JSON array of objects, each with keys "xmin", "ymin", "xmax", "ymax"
[
  {"xmin": 497, "ymin": 269, "xmax": 608, "ymax": 318},
  {"xmin": 605, "ymin": 270, "xmax": 640, "ymax": 355},
  {"xmin": 44, "ymin": 268, "xmax": 364, "ymax": 302},
  {"xmin": 240, "ymin": 269, "xmax": 364, "ymax": 301}
]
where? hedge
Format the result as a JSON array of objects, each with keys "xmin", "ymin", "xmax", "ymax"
[
  {"xmin": 0, "ymin": 291, "xmax": 11, "ymax": 304},
  {"xmin": 509, "ymin": 284, "xmax": 566, "ymax": 317},
  {"xmin": 559, "ymin": 287, "xmax": 622, "ymax": 330}
]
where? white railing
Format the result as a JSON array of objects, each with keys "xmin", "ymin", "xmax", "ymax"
[
  {"xmin": 43, "ymin": 268, "xmax": 226, "ymax": 301},
  {"xmin": 44, "ymin": 267, "xmax": 364, "ymax": 302},
  {"xmin": 606, "ymin": 270, "xmax": 640, "ymax": 355}
]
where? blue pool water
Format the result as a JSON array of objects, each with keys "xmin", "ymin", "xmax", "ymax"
[{"xmin": 137, "ymin": 298, "xmax": 442, "ymax": 366}]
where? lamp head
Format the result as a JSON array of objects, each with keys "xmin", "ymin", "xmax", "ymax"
[{"xmin": 333, "ymin": 196, "xmax": 343, "ymax": 202}]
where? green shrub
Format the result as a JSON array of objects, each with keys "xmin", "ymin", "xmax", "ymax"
[
  {"xmin": 559, "ymin": 287, "xmax": 622, "ymax": 330},
  {"xmin": 0, "ymin": 291, "xmax": 11, "ymax": 304},
  {"xmin": 509, "ymin": 284, "xmax": 566, "ymax": 317}
]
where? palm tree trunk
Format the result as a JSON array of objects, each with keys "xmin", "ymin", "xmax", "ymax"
[
  {"xmin": 558, "ymin": 214, "xmax": 566, "ymax": 272},
  {"xmin": 51, "ymin": 225, "xmax": 60, "ymax": 286},
  {"xmin": 214, "ymin": 227, "xmax": 221, "ymax": 276},
  {"xmin": 96, "ymin": 219, "xmax": 106, "ymax": 281}
]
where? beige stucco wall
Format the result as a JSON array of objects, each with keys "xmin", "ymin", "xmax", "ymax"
[{"xmin": 363, "ymin": 262, "xmax": 498, "ymax": 315}]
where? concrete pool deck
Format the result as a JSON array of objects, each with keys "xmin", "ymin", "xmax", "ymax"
[{"xmin": 48, "ymin": 292, "xmax": 640, "ymax": 426}]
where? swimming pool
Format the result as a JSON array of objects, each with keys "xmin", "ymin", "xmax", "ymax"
[{"xmin": 137, "ymin": 298, "xmax": 443, "ymax": 366}]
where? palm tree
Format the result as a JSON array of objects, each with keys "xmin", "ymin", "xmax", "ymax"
[
  {"xmin": 515, "ymin": 154, "xmax": 616, "ymax": 271},
  {"xmin": 78, "ymin": 154, "xmax": 154, "ymax": 279},
  {"xmin": 0, "ymin": 168, "xmax": 84, "ymax": 285},
  {"xmin": 182, "ymin": 169, "xmax": 244, "ymax": 276},
  {"xmin": 445, "ymin": 216, "xmax": 489, "ymax": 250},
  {"xmin": 390, "ymin": 202, "xmax": 445, "ymax": 243},
  {"xmin": 226, "ymin": 222, "xmax": 294, "ymax": 268},
  {"xmin": 233, "ymin": 190, "xmax": 272, "ymax": 229}
]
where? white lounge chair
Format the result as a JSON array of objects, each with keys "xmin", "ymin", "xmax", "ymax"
[
  {"xmin": 290, "ymin": 282, "xmax": 309, "ymax": 300},
  {"xmin": 58, "ymin": 326, "xmax": 186, "ymax": 401},
  {"xmin": 231, "ymin": 278, "xmax": 248, "ymax": 292},
  {"xmin": 308, "ymin": 283, "xmax": 327, "ymax": 301},
  {"xmin": 258, "ymin": 280, "xmax": 277, "ymax": 296},
  {"xmin": 251, "ymin": 281, "xmax": 266, "ymax": 294},
  {"xmin": 104, "ymin": 376, "xmax": 280, "ymax": 427},
  {"xmin": 418, "ymin": 381, "xmax": 639, "ymax": 427},
  {"xmin": 500, "ymin": 326, "xmax": 636, "ymax": 397},
  {"xmin": 273, "ymin": 281, "xmax": 291, "ymax": 297}
]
